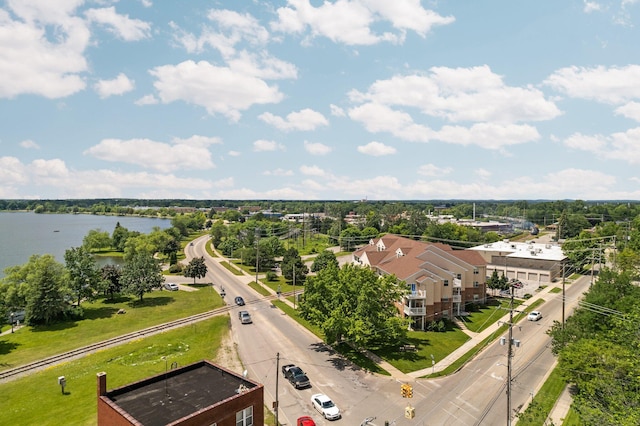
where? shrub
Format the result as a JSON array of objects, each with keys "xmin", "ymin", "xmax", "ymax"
[
  {"xmin": 169, "ymin": 263, "xmax": 183, "ymax": 273},
  {"xmin": 523, "ymin": 293, "xmax": 532, "ymax": 299},
  {"xmin": 266, "ymin": 271, "xmax": 277, "ymax": 281}
]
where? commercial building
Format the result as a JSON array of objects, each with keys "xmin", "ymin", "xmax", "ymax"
[
  {"xmin": 97, "ymin": 360, "xmax": 263, "ymax": 426},
  {"xmin": 468, "ymin": 239, "xmax": 567, "ymax": 284},
  {"xmin": 353, "ymin": 235, "xmax": 487, "ymax": 330}
]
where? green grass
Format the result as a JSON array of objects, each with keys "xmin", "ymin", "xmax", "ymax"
[
  {"xmin": 271, "ymin": 300, "xmax": 323, "ymax": 339},
  {"xmin": 220, "ymin": 260, "xmax": 244, "ymax": 275},
  {"xmin": 516, "ymin": 367, "xmax": 569, "ymax": 425},
  {"xmin": 549, "ymin": 287, "xmax": 562, "ymax": 293},
  {"xmin": 457, "ymin": 299, "xmax": 512, "ymax": 333},
  {"xmin": 0, "ymin": 315, "xmax": 230, "ymax": 426},
  {"xmin": 372, "ymin": 326, "xmax": 471, "ymax": 373},
  {"xmin": 248, "ymin": 281, "xmax": 271, "ymax": 297},
  {"xmin": 0, "ymin": 287, "xmax": 224, "ymax": 372},
  {"xmin": 205, "ymin": 239, "xmax": 218, "ymax": 257},
  {"xmin": 563, "ymin": 407, "xmax": 581, "ymax": 425}
]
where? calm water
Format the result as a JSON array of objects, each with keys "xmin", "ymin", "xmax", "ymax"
[{"xmin": 0, "ymin": 212, "xmax": 172, "ymax": 278}]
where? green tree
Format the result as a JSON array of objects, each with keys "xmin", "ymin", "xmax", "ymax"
[
  {"xmin": 120, "ymin": 252, "xmax": 163, "ymax": 301},
  {"xmin": 183, "ymin": 256, "xmax": 208, "ymax": 284},
  {"xmin": 310, "ymin": 250, "xmax": 339, "ymax": 273},
  {"xmin": 15, "ymin": 255, "xmax": 69, "ymax": 325},
  {"xmin": 100, "ymin": 264, "xmax": 122, "ymax": 300},
  {"xmin": 64, "ymin": 246, "xmax": 101, "ymax": 307},
  {"xmin": 209, "ymin": 220, "xmax": 227, "ymax": 247},
  {"xmin": 281, "ymin": 248, "xmax": 309, "ymax": 284},
  {"xmin": 339, "ymin": 226, "xmax": 361, "ymax": 251},
  {"xmin": 300, "ymin": 263, "xmax": 409, "ymax": 347},
  {"xmin": 82, "ymin": 229, "xmax": 112, "ymax": 251},
  {"xmin": 112, "ymin": 222, "xmax": 135, "ymax": 251}
]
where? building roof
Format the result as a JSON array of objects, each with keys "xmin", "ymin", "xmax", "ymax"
[
  {"xmin": 104, "ymin": 360, "xmax": 260, "ymax": 426},
  {"xmin": 468, "ymin": 239, "xmax": 566, "ymax": 262}
]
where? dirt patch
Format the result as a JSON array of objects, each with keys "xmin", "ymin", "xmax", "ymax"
[{"xmin": 214, "ymin": 330, "xmax": 244, "ymax": 374}]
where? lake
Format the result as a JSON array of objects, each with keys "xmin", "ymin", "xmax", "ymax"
[{"xmin": 0, "ymin": 212, "xmax": 172, "ymax": 278}]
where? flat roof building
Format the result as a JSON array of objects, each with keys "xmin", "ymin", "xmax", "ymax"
[{"xmin": 97, "ymin": 360, "xmax": 263, "ymax": 426}]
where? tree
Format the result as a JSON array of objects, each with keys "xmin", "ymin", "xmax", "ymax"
[
  {"xmin": 300, "ymin": 263, "xmax": 409, "ymax": 347},
  {"xmin": 112, "ymin": 222, "xmax": 134, "ymax": 251},
  {"xmin": 82, "ymin": 229, "xmax": 112, "ymax": 251},
  {"xmin": 310, "ymin": 250, "xmax": 338, "ymax": 273},
  {"xmin": 13, "ymin": 255, "xmax": 69, "ymax": 325},
  {"xmin": 339, "ymin": 226, "xmax": 361, "ymax": 251},
  {"xmin": 64, "ymin": 246, "xmax": 101, "ymax": 307},
  {"xmin": 209, "ymin": 220, "xmax": 227, "ymax": 247},
  {"xmin": 183, "ymin": 256, "xmax": 208, "ymax": 284},
  {"xmin": 120, "ymin": 252, "xmax": 163, "ymax": 301},
  {"xmin": 100, "ymin": 264, "xmax": 122, "ymax": 300},
  {"xmin": 162, "ymin": 238, "xmax": 180, "ymax": 265},
  {"xmin": 281, "ymin": 247, "xmax": 309, "ymax": 284}
]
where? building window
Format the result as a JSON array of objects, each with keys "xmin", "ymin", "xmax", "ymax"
[
  {"xmin": 409, "ymin": 283, "xmax": 416, "ymax": 293},
  {"xmin": 456, "ymin": 273, "xmax": 462, "ymax": 279},
  {"xmin": 473, "ymin": 294, "xmax": 479, "ymax": 301},
  {"xmin": 443, "ymin": 280, "xmax": 449, "ymax": 286},
  {"xmin": 236, "ymin": 406, "xmax": 253, "ymax": 426},
  {"xmin": 474, "ymin": 281, "xmax": 479, "ymax": 288},
  {"xmin": 442, "ymin": 296, "xmax": 449, "ymax": 302},
  {"xmin": 473, "ymin": 269, "xmax": 479, "ymax": 275}
]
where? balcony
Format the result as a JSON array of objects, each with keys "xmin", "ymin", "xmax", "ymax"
[
  {"xmin": 405, "ymin": 290, "xmax": 426, "ymax": 299},
  {"xmin": 452, "ymin": 295, "xmax": 461, "ymax": 303},
  {"xmin": 404, "ymin": 305, "xmax": 426, "ymax": 316},
  {"xmin": 453, "ymin": 278, "xmax": 462, "ymax": 288}
]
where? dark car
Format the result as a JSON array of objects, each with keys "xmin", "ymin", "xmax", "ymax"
[
  {"xmin": 282, "ymin": 364, "xmax": 311, "ymax": 389},
  {"xmin": 235, "ymin": 296, "xmax": 245, "ymax": 306}
]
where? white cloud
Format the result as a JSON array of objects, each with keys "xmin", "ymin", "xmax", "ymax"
[
  {"xmin": 172, "ymin": 135, "xmax": 222, "ymax": 147},
  {"xmin": 228, "ymin": 150, "xmax": 241, "ymax": 157},
  {"xmin": 299, "ymin": 165, "xmax": 326, "ymax": 176},
  {"xmin": 264, "ymin": 168, "xmax": 294, "ymax": 176},
  {"xmin": 134, "ymin": 94, "xmax": 158, "ymax": 105},
  {"xmin": 149, "ymin": 60, "xmax": 285, "ymax": 121},
  {"xmin": 330, "ymin": 104, "xmax": 346, "ymax": 116},
  {"xmin": 357, "ymin": 141, "xmax": 396, "ymax": 156},
  {"xmin": 545, "ymin": 65, "xmax": 640, "ymax": 104},
  {"xmin": 253, "ymin": 139, "xmax": 285, "ymax": 151},
  {"xmin": 615, "ymin": 102, "xmax": 640, "ymax": 121},
  {"xmin": 583, "ymin": 1, "xmax": 602, "ymax": 13},
  {"xmin": 94, "ymin": 73, "xmax": 134, "ymax": 98},
  {"xmin": 417, "ymin": 163, "xmax": 452, "ymax": 177},
  {"xmin": 434, "ymin": 122, "xmax": 540, "ymax": 149},
  {"xmin": 218, "ymin": 186, "xmax": 308, "ymax": 200},
  {"xmin": 19, "ymin": 139, "xmax": 40, "ymax": 149},
  {"xmin": 564, "ymin": 127, "xmax": 640, "ymax": 164},
  {"xmin": 350, "ymin": 66, "xmax": 561, "ymax": 123},
  {"xmin": 475, "ymin": 168, "xmax": 492, "ymax": 179},
  {"xmin": 304, "ymin": 141, "xmax": 332, "ymax": 155},
  {"xmin": 259, "ymin": 108, "xmax": 329, "ymax": 131},
  {"xmin": 270, "ymin": 0, "xmax": 454, "ymax": 46},
  {"xmin": 348, "ymin": 102, "xmax": 432, "ymax": 142},
  {"xmin": 0, "ymin": 5, "xmax": 89, "ymax": 98},
  {"xmin": 85, "ymin": 6, "xmax": 151, "ymax": 41},
  {"xmin": 84, "ymin": 137, "xmax": 216, "ymax": 171}
]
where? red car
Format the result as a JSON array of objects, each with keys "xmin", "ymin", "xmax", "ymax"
[{"xmin": 297, "ymin": 416, "xmax": 316, "ymax": 426}]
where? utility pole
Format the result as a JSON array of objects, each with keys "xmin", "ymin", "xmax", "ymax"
[
  {"xmin": 275, "ymin": 352, "xmax": 280, "ymax": 426},
  {"xmin": 507, "ymin": 284, "xmax": 514, "ymax": 426},
  {"xmin": 562, "ymin": 262, "xmax": 566, "ymax": 330},
  {"xmin": 255, "ymin": 228, "xmax": 260, "ymax": 285},
  {"xmin": 293, "ymin": 263, "xmax": 296, "ymax": 309}
]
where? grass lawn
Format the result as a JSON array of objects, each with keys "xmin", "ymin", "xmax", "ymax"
[
  {"xmin": 516, "ymin": 366, "xmax": 568, "ymax": 426},
  {"xmin": 0, "ymin": 316, "xmax": 230, "ymax": 426},
  {"xmin": 457, "ymin": 299, "xmax": 514, "ymax": 333},
  {"xmin": 372, "ymin": 325, "xmax": 471, "ymax": 374},
  {"xmin": 549, "ymin": 286, "xmax": 562, "ymax": 293},
  {"xmin": 0, "ymin": 286, "xmax": 224, "ymax": 372}
]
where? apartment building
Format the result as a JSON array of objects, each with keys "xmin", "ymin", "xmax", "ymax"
[{"xmin": 353, "ymin": 235, "xmax": 487, "ymax": 331}]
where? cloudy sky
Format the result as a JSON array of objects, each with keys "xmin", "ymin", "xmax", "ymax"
[{"xmin": 1, "ymin": 0, "xmax": 640, "ymax": 201}]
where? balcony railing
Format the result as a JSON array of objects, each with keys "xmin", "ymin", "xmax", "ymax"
[
  {"xmin": 405, "ymin": 290, "xmax": 426, "ymax": 299},
  {"xmin": 453, "ymin": 278, "xmax": 462, "ymax": 288},
  {"xmin": 452, "ymin": 295, "xmax": 461, "ymax": 303},
  {"xmin": 404, "ymin": 306, "xmax": 426, "ymax": 316}
]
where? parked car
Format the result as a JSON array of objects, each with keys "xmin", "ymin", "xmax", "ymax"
[
  {"xmin": 528, "ymin": 310, "xmax": 542, "ymax": 321},
  {"xmin": 164, "ymin": 282, "xmax": 179, "ymax": 291},
  {"xmin": 311, "ymin": 393, "xmax": 340, "ymax": 420},
  {"xmin": 297, "ymin": 416, "xmax": 316, "ymax": 426},
  {"xmin": 282, "ymin": 364, "xmax": 311, "ymax": 389},
  {"xmin": 238, "ymin": 310, "xmax": 252, "ymax": 324},
  {"xmin": 235, "ymin": 296, "xmax": 245, "ymax": 306}
]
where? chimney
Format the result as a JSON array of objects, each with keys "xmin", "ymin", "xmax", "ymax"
[{"xmin": 97, "ymin": 372, "xmax": 107, "ymax": 396}]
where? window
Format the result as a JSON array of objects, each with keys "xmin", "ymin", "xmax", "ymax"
[
  {"xmin": 236, "ymin": 406, "xmax": 253, "ymax": 426},
  {"xmin": 456, "ymin": 273, "xmax": 462, "ymax": 279},
  {"xmin": 443, "ymin": 280, "xmax": 449, "ymax": 286},
  {"xmin": 409, "ymin": 283, "xmax": 416, "ymax": 293},
  {"xmin": 473, "ymin": 269, "xmax": 479, "ymax": 275},
  {"xmin": 474, "ymin": 281, "xmax": 479, "ymax": 288},
  {"xmin": 442, "ymin": 296, "xmax": 449, "ymax": 302},
  {"xmin": 473, "ymin": 294, "xmax": 479, "ymax": 301}
]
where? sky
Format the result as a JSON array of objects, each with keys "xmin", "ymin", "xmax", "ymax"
[{"xmin": 1, "ymin": 0, "xmax": 640, "ymax": 201}]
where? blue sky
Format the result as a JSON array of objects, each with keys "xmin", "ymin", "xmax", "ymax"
[{"xmin": 1, "ymin": 0, "xmax": 640, "ymax": 201}]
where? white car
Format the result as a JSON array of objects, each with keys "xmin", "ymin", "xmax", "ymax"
[
  {"xmin": 528, "ymin": 310, "xmax": 542, "ymax": 321},
  {"xmin": 164, "ymin": 282, "xmax": 179, "ymax": 291},
  {"xmin": 311, "ymin": 393, "xmax": 340, "ymax": 420}
]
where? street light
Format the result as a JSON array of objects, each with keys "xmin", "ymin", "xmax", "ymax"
[{"xmin": 10, "ymin": 312, "xmax": 14, "ymax": 333}]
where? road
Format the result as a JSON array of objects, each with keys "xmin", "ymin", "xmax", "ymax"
[{"xmin": 187, "ymin": 236, "xmax": 590, "ymax": 426}]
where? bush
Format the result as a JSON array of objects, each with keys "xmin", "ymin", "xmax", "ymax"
[
  {"xmin": 265, "ymin": 271, "xmax": 277, "ymax": 281},
  {"xmin": 169, "ymin": 263, "xmax": 183, "ymax": 273},
  {"xmin": 523, "ymin": 293, "xmax": 532, "ymax": 299}
]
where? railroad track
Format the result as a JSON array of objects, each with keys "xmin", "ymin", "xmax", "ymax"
[{"xmin": 0, "ymin": 293, "xmax": 284, "ymax": 384}]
